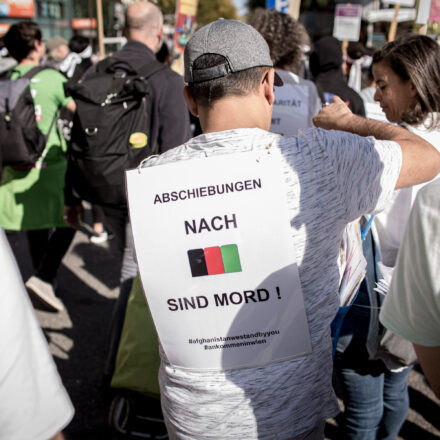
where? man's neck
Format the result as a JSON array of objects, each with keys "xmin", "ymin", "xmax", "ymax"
[
  {"xmin": 19, "ymin": 52, "xmax": 40, "ymax": 66},
  {"xmin": 200, "ymin": 95, "xmax": 270, "ymax": 134},
  {"xmin": 128, "ymin": 35, "xmax": 157, "ymax": 53}
]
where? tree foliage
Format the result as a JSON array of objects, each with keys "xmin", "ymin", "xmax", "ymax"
[
  {"xmin": 73, "ymin": 0, "xmax": 237, "ymax": 33},
  {"xmin": 196, "ymin": 0, "xmax": 237, "ymax": 26},
  {"xmin": 156, "ymin": 0, "xmax": 176, "ymax": 15}
]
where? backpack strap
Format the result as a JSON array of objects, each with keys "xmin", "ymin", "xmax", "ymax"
[
  {"xmin": 1, "ymin": 66, "xmax": 53, "ymax": 81},
  {"xmin": 97, "ymin": 57, "xmax": 167, "ymax": 79},
  {"xmin": 20, "ymin": 66, "xmax": 59, "ymax": 138},
  {"xmin": 96, "ymin": 57, "xmax": 138, "ymax": 75},
  {"xmin": 21, "ymin": 66, "xmax": 48, "ymax": 79},
  {"xmin": 0, "ymin": 69, "xmax": 12, "ymax": 80},
  {"xmin": 136, "ymin": 60, "xmax": 167, "ymax": 79}
]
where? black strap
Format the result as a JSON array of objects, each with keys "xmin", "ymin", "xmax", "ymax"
[
  {"xmin": 96, "ymin": 57, "xmax": 137, "ymax": 74},
  {"xmin": 1, "ymin": 66, "xmax": 54, "ymax": 81},
  {"xmin": 136, "ymin": 60, "xmax": 167, "ymax": 79},
  {"xmin": 0, "ymin": 69, "xmax": 11, "ymax": 80},
  {"xmin": 97, "ymin": 57, "xmax": 166, "ymax": 79},
  {"xmin": 19, "ymin": 66, "xmax": 59, "ymax": 139},
  {"xmin": 23, "ymin": 67, "xmax": 61, "ymax": 150},
  {"xmin": 22, "ymin": 66, "xmax": 48, "ymax": 80},
  {"xmin": 45, "ymin": 108, "xmax": 59, "ymax": 140}
]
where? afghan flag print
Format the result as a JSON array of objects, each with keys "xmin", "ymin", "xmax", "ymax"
[{"xmin": 187, "ymin": 244, "xmax": 242, "ymax": 277}]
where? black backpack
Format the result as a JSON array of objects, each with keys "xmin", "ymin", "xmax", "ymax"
[
  {"xmin": 0, "ymin": 66, "xmax": 58, "ymax": 168},
  {"xmin": 66, "ymin": 58, "xmax": 166, "ymax": 207}
]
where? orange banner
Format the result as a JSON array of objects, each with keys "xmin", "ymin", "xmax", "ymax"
[
  {"xmin": 72, "ymin": 18, "xmax": 97, "ymax": 29},
  {"xmin": 0, "ymin": 0, "xmax": 35, "ymax": 18}
]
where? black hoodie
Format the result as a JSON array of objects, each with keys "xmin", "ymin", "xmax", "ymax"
[{"xmin": 310, "ymin": 36, "xmax": 365, "ymax": 117}]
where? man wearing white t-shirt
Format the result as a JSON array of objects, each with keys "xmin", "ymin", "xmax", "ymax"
[
  {"xmin": 380, "ymin": 178, "xmax": 440, "ymax": 399},
  {"xmin": 131, "ymin": 20, "xmax": 440, "ymax": 439},
  {"xmin": 0, "ymin": 229, "xmax": 74, "ymax": 439}
]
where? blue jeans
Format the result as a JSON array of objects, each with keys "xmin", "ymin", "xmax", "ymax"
[
  {"xmin": 336, "ymin": 360, "xmax": 410, "ymax": 440},
  {"xmin": 335, "ymin": 283, "xmax": 411, "ymax": 440}
]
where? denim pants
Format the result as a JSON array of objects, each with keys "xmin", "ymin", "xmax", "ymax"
[
  {"xmin": 335, "ymin": 284, "xmax": 411, "ymax": 440},
  {"xmin": 336, "ymin": 357, "xmax": 410, "ymax": 440}
]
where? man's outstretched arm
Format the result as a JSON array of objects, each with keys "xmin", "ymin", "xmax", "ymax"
[{"xmin": 313, "ymin": 96, "xmax": 440, "ymax": 189}]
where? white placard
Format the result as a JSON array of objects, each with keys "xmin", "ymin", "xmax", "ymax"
[
  {"xmin": 367, "ymin": 8, "xmax": 416, "ymax": 23},
  {"xmin": 271, "ymin": 83, "xmax": 309, "ymax": 136},
  {"xmin": 126, "ymin": 150, "xmax": 312, "ymax": 370},
  {"xmin": 416, "ymin": 0, "xmax": 432, "ymax": 24},
  {"xmin": 333, "ymin": 4, "xmax": 363, "ymax": 42},
  {"xmin": 386, "ymin": 0, "xmax": 415, "ymax": 6}
]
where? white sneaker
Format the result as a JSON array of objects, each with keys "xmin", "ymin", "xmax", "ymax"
[
  {"xmin": 90, "ymin": 231, "xmax": 108, "ymax": 244},
  {"xmin": 25, "ymin": 276, "xmax": 64, "ymax": 312}
]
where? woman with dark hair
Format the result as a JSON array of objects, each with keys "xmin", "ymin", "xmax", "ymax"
[
  {"xmin": 335, "ymin": 34, "xmax": 440, "ymax": 440},
  {"xmin": 251, "ymin": 8, "xmax": 321, "ymax": 136},
  {"xmin": 0, "ymin": 22, "xmax": 76, "ymax": 312},
  {"xmin": 373, "ymin": 34, "xmax": 440, "ymax": 129}
]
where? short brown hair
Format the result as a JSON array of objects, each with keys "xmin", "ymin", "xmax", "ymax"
[{"xmin": 4, "ymin": 21, "xmax": 42, "ymax": 62}]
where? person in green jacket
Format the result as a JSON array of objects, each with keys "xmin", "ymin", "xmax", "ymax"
[{"xmin": 2, "ymin": 22, "xmax": 76, "ymax": 312}]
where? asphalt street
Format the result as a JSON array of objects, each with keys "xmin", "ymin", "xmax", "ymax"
[{"xmin": 7, "ymin": 205, "xmax": 440, "ymax": 439}]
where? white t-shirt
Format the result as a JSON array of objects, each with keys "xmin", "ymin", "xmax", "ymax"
[
  {"xmin": 145, "ymin": 127, "xmax": 401, "ymax": 439},
  {"xmin": 372, "ymin": 122, "xmax": 440, "ymax": 268},
  {"xmin": 271, "ymin": 69, "xmax": 321, "ymax": 136},
  {"xmin": 380, "ymin": 178, "xmax": 440, "ymax": 347},
  {"xmin": 0, "ymin": 229, "xmax": 74, "ymax": 440}
]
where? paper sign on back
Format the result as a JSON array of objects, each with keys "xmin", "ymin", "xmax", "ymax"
[{"xmin": 126, "ymin": 150, "xmax": 312, "ymax": 370}]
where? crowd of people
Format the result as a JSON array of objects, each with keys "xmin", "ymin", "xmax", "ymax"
[{"xmin": 0, "ymin": 2, "xmax": 439, "ymax": 440}]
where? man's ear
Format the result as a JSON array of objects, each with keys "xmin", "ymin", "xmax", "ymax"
[
  {"xmin": 34, "ymin": 39, "xmax": 46, "ymax": 60},
  {"xmin": 156, "ymin": 25, "xmax": 164, "ymax": 50},
  {"xmin": 183, "ymin": 86, "xmax": 199, "ymax": 117},
  {"xmin": 261, "ymin": 69, "xmax": 275, "ymax": 106}
]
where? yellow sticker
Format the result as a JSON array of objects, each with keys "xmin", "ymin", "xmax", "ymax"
[{"xmin": 129, "ymin": 132, "xmax": 148, "ymax": 149}]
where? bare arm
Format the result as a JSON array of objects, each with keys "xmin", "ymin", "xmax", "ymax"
[
  {"xmin": 65, "ymin": 99, "xmax": 76, "ymax": 113},
  {"xmin": 413, "ymin": 344, "xmax": 440, "ymax": 399},
  {"xmin": 313, "ymin": 96, "xmax": 440, "ymax": 189}
]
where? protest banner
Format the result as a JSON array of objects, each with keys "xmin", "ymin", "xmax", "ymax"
[
  {"xmin": 333, "ymin": 4, "xmax": 363, "ymax": 42},
  {"xmin": 174, "ymin": 0, "xmax": 199, "ymax": 54}
]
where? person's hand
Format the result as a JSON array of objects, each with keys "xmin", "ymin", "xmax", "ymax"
[
  {"xmin": 313, "ymin": 96, "xmax": 354, "ymax": 131},
  {"xmin": 63, "ymin": 204, "xmax": 84, "ymax": 230}
]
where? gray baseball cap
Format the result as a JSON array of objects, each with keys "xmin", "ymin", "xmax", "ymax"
[{"xmin": 184, "ymin": 19, "xmax": 283, "ymax": 86}]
